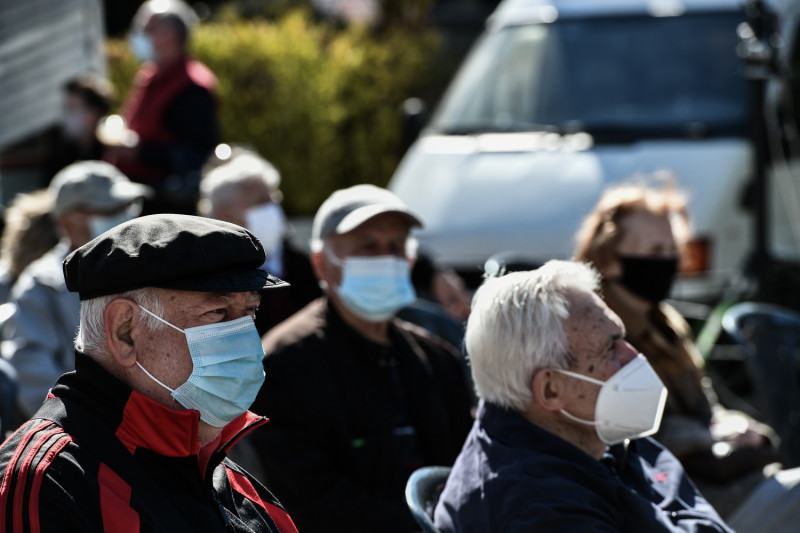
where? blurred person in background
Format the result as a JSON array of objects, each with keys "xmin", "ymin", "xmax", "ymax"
[
  {"xmin": 398, "ymin": 250, "xmax": 470, "ymax": 352},
  {"xmin": 408, "ymin": 251, "xmax": 470, "ymax": 321},
  {"xmin": 47, "ymin": 72, "xmax": 113, "ymax": 180},
  {"xmin": 0, "ymin": 189, "xmax": 59, "ymax": 304},
  {"xmin": 106, "ymin": 0, "xmax": 218, "ymax": 215},
  {"xmin": 198, "ymin": 147, "xmax": 321, "ymax": 335},
  {"xmin": 417, "ymin": 254, "xmax": 471, "ymax": 323},
  {"xmin": 574, "ymin": 182, "xmax": 800, "ymax": 532},
  {"xmin": 2, "ymin": 161, "xmax": 151, "ymax": 420},
  {"xmin": 249, "ymin": 184, "xmax": 473, "ymax": 532}
]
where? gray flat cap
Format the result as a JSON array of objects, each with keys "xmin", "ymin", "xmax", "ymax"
[{"xmin": 49, "ymin": 161, "xmax": 152, "ymax": 216}]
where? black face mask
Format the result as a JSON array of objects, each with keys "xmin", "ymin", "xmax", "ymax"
[{"xmin": 617, "ymin": 256, "xmax": 678, "ymax": 304}]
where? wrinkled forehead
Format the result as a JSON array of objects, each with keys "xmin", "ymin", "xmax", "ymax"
[
  {"xmin": 154, "ymin": 289, "xmax": 262, "ymax": 313},
  {"xmin": 562, "ymin": 291, "xmax": 624, "ymax": 344}
]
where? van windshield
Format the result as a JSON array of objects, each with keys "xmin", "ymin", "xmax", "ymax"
[{"xmin": 431, "ymin": 12, "xmax": 751, "ymax": 141}]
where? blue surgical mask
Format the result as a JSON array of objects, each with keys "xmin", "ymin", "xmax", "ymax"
[
  {"xmin": 136, "ymin": 306, "xmax": 266, "ymax": 427},
  {"xmin": 89, "ymin": 204, "xmax": 141, "ymax": 240},
  {"xmin": 327, "ymin": 249, "xmax": 416, "ymax": 322},
  {"xmin": 128, "ymin": 31, "xmax": 154, "ymax": 63}
]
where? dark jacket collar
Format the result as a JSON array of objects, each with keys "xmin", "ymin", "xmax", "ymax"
[
  {"xmin": 322, "ymin": 297, "xmax": 436, "ymax": 373},
  {"xmin": 477, "ymin": 401, "xmax": 624, "ymax": 477}
]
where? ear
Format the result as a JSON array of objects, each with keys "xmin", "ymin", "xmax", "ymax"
[
  {"xmin": 57, "ymin": 211, "xmax": 83, "ymax": 240},
  {"xmin": 214, "ymin": 204, "xmax": 240, "ymax": 226},
  {"xmin": 532, "ymin": 369, "xmax": 567, "ymax": 412},
  {"xmin": 104, "ymin": 298, "xmax": 140, "ymax": 367},
  {"xmin": 310, "ymin": 250, "xmax": 325, "ymax": 280},
  {"xmin": 311, "ymin": 249, "xmax": 340, "ymax": 288}
]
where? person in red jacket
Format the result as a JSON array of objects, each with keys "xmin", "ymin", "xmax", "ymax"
[
  {"xmin": 106, "ymin": 0, "xmax": 218, "ymax": 215},
  {"xmin": 0, "ymin": 214, "xmax": 298, "ymax": 532}
]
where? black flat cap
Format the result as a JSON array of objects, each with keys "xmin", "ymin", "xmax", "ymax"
[{"xmin": 64, "ymin": 214, "xmax": 287, "ymax": 300}]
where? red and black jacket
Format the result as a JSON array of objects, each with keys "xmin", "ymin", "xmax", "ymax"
[
  {"xmin": 0, "ymin": 353, "xmax": 297, "ymax": 533},
  {"xmin": 112, "ymin": 57, "xmax": 218, "ymax": 184}
]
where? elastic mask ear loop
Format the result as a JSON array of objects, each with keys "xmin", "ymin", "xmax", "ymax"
[
  {"xmin": 554, "ymin": 368, "xmax": 606, "ymax": 387},
  {"xmin": 553, "ymin": 368, "xmax": 605, "ymax": 426},
  {"xmin": 323, "ymin": 246, "xmax": 344, "ymax": 267},
  {"xmin": 135, "ymin": 305, "xmax": 184, "ymax": 394},
  {"xmin": 136, "ymin": 361, "xmax": 176, "ymax": 393},
  {"xmin": 138, "ymin": 305, "xmax": 185, "ymax": 334},
  {"xmin": 560, "ymin": 408, "xmax": 596, "ymax": 426}
]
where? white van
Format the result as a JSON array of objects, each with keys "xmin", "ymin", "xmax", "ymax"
[{"xmin": 389, "ymin": 0, "xmax": 800, "ymax": 302}]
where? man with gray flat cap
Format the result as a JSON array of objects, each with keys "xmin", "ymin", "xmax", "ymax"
[
  {"xmin": 249, "ymin": 184, "xmax": 473, "ymax": 533},
  {"xmin": 0, "ymin": 214, "xmax": 298, "ymax": 532},
  {"xmin": 3, "ymin": 160, "xmax": 152, "ymax": 419}
]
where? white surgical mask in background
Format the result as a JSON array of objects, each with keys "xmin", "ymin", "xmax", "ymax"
[
  {"xmin": 245, "ymin": 203, "xmax": 285, "ymax": 257},
  {"xmin": 88, "ymin": 202, "xmax": 142, "ymax": 240},
  {"xmin": 128, "ymin": 31, "xmax": 154, "ymax": 63},
  {"xmin": 60, "ymin": 110, "xmax": 89, "ymax": 141}
]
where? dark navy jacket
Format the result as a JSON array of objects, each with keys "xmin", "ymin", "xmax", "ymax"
[{"xmin": 434, "ymin": 401, "xmax": 733, "ymax": 533}]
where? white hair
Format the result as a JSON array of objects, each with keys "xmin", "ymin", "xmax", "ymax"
[
  {"xmin": 75, "ymin": 287, "xmax": 166, "ymax": 355},
  {"xmin": 198, "ymin": 154, "xmax": 281, "ymax": 217},
  {"xmin": 465, "ymin": 260, "xmax": 601, "ymax": 412}
]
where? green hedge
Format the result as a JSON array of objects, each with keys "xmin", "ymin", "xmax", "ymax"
[{"xmin": 106, "ymin": 10, "xmax": 440, "ymax": 215}]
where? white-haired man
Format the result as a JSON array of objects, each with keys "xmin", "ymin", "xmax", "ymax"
[
  {"xmin": 249, "ymin": 184, "xmax": 473, "ymax": 532},
  {"xmin": 198, "ymin": 149, "xmax": 321, "ymax": 334},
  {"xmin": 434, "ymin": 260, "xmax": 732, "ymax": 532}
]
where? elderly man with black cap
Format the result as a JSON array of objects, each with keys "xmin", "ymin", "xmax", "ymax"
[
  {"xmin": 0, "ymin": 214, "xmax": 298, "ymax": 532},
  {"xmin": 248, "ymin": 184, "xmax": 473, "ymax": 533},
  {"xmin": 3, "ymin": 160, "xmax": 151, "ymax": 420}
]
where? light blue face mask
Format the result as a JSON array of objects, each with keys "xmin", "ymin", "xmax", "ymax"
[
  {"xmin": 89, "ymin": 204, "xmax": 141, "ymax": 240},
  {"xmin": 136, "ymin": 306, "xmax": 266, "ymax": 427},
  {"xmin": 327, "ymin": 250, "xmax": 416, "ymax": 322},
  {"xmin": 128, "ymin": 31, "xmax": 155, "ymax": 63}
]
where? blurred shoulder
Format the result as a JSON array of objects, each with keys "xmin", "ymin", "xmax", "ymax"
[{"xmin": 261, "ymin": 298, "xmax": 328, "ymax": 359}]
